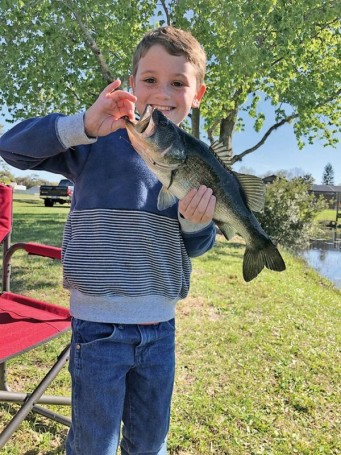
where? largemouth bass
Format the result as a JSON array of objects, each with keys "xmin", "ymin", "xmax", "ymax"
[{"xmin": 125, "ymin": 106, "xmax": 286, "ymax": 281}]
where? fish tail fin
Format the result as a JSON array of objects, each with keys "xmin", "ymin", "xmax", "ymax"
[{"xmin": 243, "ymin": 242, "xmax": 286, "ymax": 282}]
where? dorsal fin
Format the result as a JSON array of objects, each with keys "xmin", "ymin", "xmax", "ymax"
[
  {"xmin": 234, "ymin": 172, "xmax": 266, "ymax": 212},
  {"xmin": 209, "ymin": 141, "xmax": 233, "ymax": 169},
  {"xmin": 208, "ymin": 141, "xmax": 265, "ymax": 212}
]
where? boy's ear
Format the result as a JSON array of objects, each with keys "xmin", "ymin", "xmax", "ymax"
[{"xmin": 192, "ymin": 84, "xmax": 206, "ymax": 108}]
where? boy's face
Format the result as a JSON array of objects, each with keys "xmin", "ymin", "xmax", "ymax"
[{"xmin": 130, "ymin": 44, "xmax": 206, "ymax": 125}]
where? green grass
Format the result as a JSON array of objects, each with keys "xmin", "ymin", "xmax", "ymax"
[
  {"xmin": 1, "ymin": 196, "xmax": 340, "ymax": 454},
  {"xmin": 315, "ymin": 209, "xmax": 339, "ymax": 222}
]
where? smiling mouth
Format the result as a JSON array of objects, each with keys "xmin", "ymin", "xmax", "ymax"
[
  {"xmin": 151, "ymin": 105, "xmax": 175, "ymax": 112},
  {"xmin": 127, "ymin": 104, "xmax": 172, "ymax": 141}
]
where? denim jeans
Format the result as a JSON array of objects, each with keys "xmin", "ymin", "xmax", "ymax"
[{"xmin": 66, "ymin": 317, "xmax": 176, "ymax": 455}]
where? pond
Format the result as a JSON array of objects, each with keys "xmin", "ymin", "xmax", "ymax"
[{"xmin": 301, "ymin": 229, "xmax": 341, "ymax": 289}]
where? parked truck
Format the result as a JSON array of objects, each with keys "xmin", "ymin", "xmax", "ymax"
[{"xmin": 40, "ymin": 179, "xmax": 74, "ymax": 207}]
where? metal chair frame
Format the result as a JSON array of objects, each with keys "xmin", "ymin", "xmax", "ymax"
[{"xmin": 0, "ymin": 185, "xmax": 71, "ymax": 449}]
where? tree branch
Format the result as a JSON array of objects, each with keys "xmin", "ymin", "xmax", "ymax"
[
  {"xmin": 65, "ymin": 0, "xmax": 114, "ymax": 84},
  {"xmin": 207, "ymin": 120, "xmax": 220, "ymax": 143},
  {"xmin": 65, "ymin": 82, "xmax": 82, "ymax": 102},
  {"xmin": 231, "ymin": 86, "xmax": 341, "ymax": 164},
  {"xmin": 232, "ymin": 114, "xmax": 299, "ymax": 164},
  {"xmin": 160, "ymin": 0, "xmax": 172, "ymax": 26}
]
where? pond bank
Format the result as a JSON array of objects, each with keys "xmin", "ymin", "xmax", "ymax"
[{"xmin": 300, "ymin": 228, "xmax": 341, "ymax": 289}]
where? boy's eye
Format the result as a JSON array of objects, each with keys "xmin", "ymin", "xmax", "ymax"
[
  {"xmin": 143, "ymin": 78, "xmax": 156, "ymax": 84},
  {"xmin": 172, "ymin": 81, "xmax": 184, "ymax": 87}
]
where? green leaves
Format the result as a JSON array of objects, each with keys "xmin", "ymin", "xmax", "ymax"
[
  {"xmin": 257, "ymin": 177, "xmax": 328, "ymax": 251},
  {"xmin": 171, "ymin": 0, "xmax": 340, "ymax": 153},
  {"xmin": 0, "ymin": 0, "xmax": 339, "ymax": 158},
  {"xmin": 0, "ymin": 0, "xmax": 157, "ymax": 116}
]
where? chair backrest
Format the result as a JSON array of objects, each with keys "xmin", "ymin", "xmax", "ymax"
[{"xmin": 0, "ymin": 185, "xmax": 13, "ymax": 244}]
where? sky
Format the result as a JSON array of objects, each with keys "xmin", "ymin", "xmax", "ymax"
[
  {"xmin": 1, "ymin": 101, "xmax": 340, "ymax": 186},
  {"xmin": 232, "ymin": 118, "xmax": 341, "ymax": 185}
]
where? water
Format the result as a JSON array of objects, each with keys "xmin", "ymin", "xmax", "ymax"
[{"xmin": 301, "ymin": 229, "xmax": 341, "ymax": 289}]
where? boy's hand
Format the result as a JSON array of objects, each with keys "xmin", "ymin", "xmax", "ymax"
[
  {"xmin": 84, "ymin": 80, "xmax": 137, "ymax": 137},
  {"xmin": 179, "ymin": 186, "xmax": 216, "ymax": 224}
]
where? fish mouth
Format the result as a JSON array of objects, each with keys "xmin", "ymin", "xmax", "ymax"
[
  {"xmin": 124, "ymin": 105, "xmax": 157, "ymax": 157},
  {"xmin": 125, "ymin": 105, "xmax": 178, "ymax": 171},
  {"xmin": 135, "ymin": 105, "xmax": 158, "ymax": 138}
]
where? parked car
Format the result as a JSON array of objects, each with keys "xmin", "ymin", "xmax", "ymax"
[{"xmin": 40, "ymin": 179, "xmax": 74, "ymax": 207}]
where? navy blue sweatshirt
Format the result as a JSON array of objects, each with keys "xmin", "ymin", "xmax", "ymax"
[{"xmin": 0, "ymin": 113, "xmax": 216, "ymax": 323}]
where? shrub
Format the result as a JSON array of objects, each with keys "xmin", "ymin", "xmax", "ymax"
[{"xmin": 258, "ymin": 177, "xmax": 328, "ymax": 251}]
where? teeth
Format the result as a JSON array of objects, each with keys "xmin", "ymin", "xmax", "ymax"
[
  {"xmin": 152, "ymin": 105, "xmax": 173, "ymax": 111},
  {"xmin": 143, "ymin": 117, "xmax": 156, "ymax": 138}
]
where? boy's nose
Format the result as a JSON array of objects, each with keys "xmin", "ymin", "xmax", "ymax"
[{"xmin": 156, "ymin": 84, "xmax": 171, "ymax": 99}]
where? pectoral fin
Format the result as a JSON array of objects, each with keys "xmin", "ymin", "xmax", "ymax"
[
  {"xmin": 216, "ymin": 221, "xmax": 235, "ymax": 240},
  {"xmin": 157, "ymin": 186, "xmax": 178, "ymax": 210}
]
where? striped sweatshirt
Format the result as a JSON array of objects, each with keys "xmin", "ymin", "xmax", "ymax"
[{"xmin": 0, "ymin": 113, "xmax": 216, "ymax": 323}]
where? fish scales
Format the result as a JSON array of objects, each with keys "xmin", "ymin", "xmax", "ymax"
[
  {"xmin": 125, "ymin": 106, "xmax": 286, "ymax": 282},
  {"xmin": 171, "ymin": 155, "xmax": 257, "ymax": 240}
]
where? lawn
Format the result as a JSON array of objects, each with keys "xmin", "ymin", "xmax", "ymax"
[
  {"xmin": 315, "ymin": 209, "xmax": 339, "ymax": 222},
  {"xmin": 1, "ymin": 195, "xmax": 340, "ymax": 454}
]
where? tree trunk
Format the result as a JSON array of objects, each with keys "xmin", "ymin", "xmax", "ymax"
[
  {"xmin": 219, "ymin": 113, "xmax": 236, "ymax": 160},
  {"xmin": 191, "ymin": 108, "xmax": 200, "ymax": 139}
]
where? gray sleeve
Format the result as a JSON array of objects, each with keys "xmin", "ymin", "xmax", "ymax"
[
  {"xmin": 56, "ymin": 112, "xmax": 98, "ymax": 149},
  {"xmin": 178, "ymin": 212, "xmax": 212, "ymax": 233}
]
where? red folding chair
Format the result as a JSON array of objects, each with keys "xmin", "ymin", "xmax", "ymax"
[{"xmin": 0, "ymin": 184, "xmax": 71, "ymax": 448}]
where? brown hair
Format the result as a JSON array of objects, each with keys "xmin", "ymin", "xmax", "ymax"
[{"xmin": 132, "ymin": 26, "xmax": 206, "ymax": 86}]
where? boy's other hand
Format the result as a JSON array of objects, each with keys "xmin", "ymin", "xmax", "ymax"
[
  {"xmin": 84, "ymin": 80, "xmax": 137, "ymax": 137},
  {"xmin": 179, "ymin": 186, "xmax": 216, "ymax": 224}
]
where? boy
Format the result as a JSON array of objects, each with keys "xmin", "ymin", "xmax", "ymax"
[{"xmin": 0, "ymin": 26, "xmax": 216, "ymax": 454}]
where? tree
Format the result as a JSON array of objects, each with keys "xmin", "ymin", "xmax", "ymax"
[
  {"xmin": 0, "ymin": 0, "xmax": 340, "ymax": 166},
  {"xmin": 16, "ymin": 174, "xmax": 52, "ymax": 188},
  {"xmin": 257, "ymin": 177, "xmax": 328, "ymax": 251},
  {"xmin": 0, "ymin": 0, "xmax": 157, "ymax": 117},
  {"xmin": 267, "ymin": 168, "xmax": 314, "ymax": 182},
  {"xmin": 168, "ymin": 0, "xmax": 340, "ymax": 161},
  {"xmin": 322, "ymin": 162, "xmax": 335, "ymax": 185},
  {"xmin": 0, "ymin": 160, "xmax": 15, "ymax": 183}
]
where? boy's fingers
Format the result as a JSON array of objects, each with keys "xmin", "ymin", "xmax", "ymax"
[
  {"xmin": 193, "ymin": 191, "xmax": 215, "ymax": 222},
  {"xmin": 105, "ymin": 79, "xmax": 121, "ymax": 94},
  {"xmin": 106, "ymin": 89, "xmax": 137, "ymax": 103},
  {"xmin": 110, "ymin": 99, "xmax": 136, "ymax": 120},
  {"xmin": 200, "ymin": 195, "xmax": 216, "ymax": 222},
  {"xmin": 180, "ymin": 186, "xmax": 216, "ymax": 223},
  {"xmin": 184, "ymin": 186, "xmax": 211, "ymax": 213}
]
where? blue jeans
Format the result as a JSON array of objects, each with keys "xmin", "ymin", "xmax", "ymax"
[{"xmin": 66, "ymin": 318, "xmax": 176, "ymax": 455}]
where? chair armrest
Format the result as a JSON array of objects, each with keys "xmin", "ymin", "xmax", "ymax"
[
  {"xmin": 24, "ymin": 243, "xmax": 61, "ymax": 260},
  {"xmin": 2, "ymin": 242, "xmax": 62, "ymax": 292}
]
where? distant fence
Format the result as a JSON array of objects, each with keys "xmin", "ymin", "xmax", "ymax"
[{"xmin": 13, "ymin": 189, "xmax": 39, "ymax": 196}]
